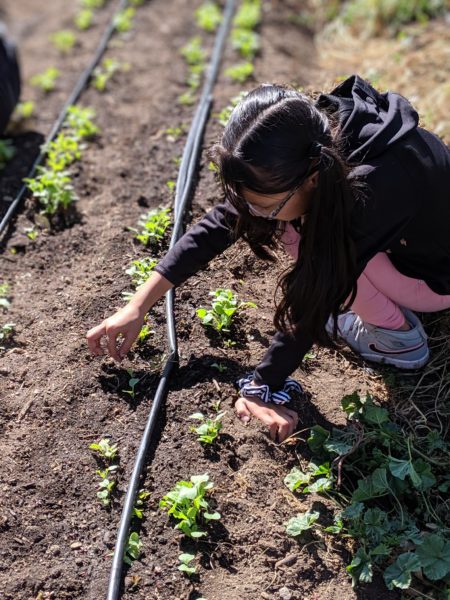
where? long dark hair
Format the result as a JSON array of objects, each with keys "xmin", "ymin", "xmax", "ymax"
[{"xmin": 209, "ymin": 84, "xmax": 363, "ymax": 346}]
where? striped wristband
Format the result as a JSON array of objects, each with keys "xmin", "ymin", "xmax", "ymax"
[{"xmin": 236, "ymin": 373, "xmax": 304, "ymax": 405}]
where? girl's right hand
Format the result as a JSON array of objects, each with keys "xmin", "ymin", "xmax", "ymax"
[{"xmin": 86, "ymin": 303, "xmax": 145, "ymax": 362}]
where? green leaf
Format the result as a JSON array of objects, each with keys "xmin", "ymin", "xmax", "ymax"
[
  {"xmin": 388, "ymin": 457, "xmax": 421, "ymax": 487},
  {"xmin": 307, "ymin": 425, "xmax": 329, "ymax": 453},
  {"xmin": 284, "ymin": 467, "xmax": 310, "ymax": 492},
  {"xmin": 352, "ymin": 468, "xmax": 388, "ymax": 502},
  {"xmin": 362, "ymin": 404, "xmax": 389, "ymax": 425},
  {"xmin": 416, "ymin": 534, "xmax": 450, "ymax": 581},
  {"xmin": 285, "ymin": 511, "xmax": 319, "ymax": 537},
  {"xmin": 204, "ymin": 511, "xmax": 221, "ymax": 520},
  {"xmin": 346, "ymin": 547, "xmax": 373, "ymax": 587},
  {"xmin": 341, "ymin": 391, "xmax": 364, "ymax": 419},
  {"xmin": 383, "ymin": 552, "xmax": 421, "ymax": 589},
  {"xmin": 305, "ymin": 477, "xmax": 333, "ymax": 494}
]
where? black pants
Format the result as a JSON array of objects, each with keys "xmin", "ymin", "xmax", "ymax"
[{"xmin": 0, "ymin": 24, "xmax": 20, "ymax": 135}]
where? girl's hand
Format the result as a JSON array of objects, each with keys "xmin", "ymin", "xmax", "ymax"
[
  {"xmin": 234, "ymin": 395, "xmax": 299, "ymax": 443},
  {"xmin": 86, "ymin": 303, "xmax": 145, "ymax": 362}
]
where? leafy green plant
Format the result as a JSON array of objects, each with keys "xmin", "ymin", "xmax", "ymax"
[
  {"xmin": 25, "ymin": 167, "xmax": 77, "ymax": 216},
  {"xmin": 51, "ymin": 30, "xmax": 76, "ymax": 53},
  {"xmin": 64, "ymin": 105, "xmax": 99, "ymax": 139},
  {"xmin": 89, "ymin": 438, "xmax": 118, "ymax": 461},
  {"xmin": 92, "ymin": 58, "xmax": 127, "ymax": 91},
  {"xmin": 133, "ymin": 489, "xmax": 150, "ymax": 519},
  {"xmin": 233, "ymin": 0, "xmax": 261, "ymax": 29},
  {"xmin": 230, "ymin": 28, "xmax": 260, "ymax": 58},
  {"xmin": 95, "ymin": 465, "xmax": 118, "ymax": 506},
  {"xmin": 122, "ymin": 368, "xmax": 140, "ymax": 400},
  {"xmin": 75, "ymin": 9, "xmax": 94, "ymax": 30},
  {"xmin": 44, "ymin": 133, "xmax": 82, "ymax": 171},
  {"xmin": 113, "ymin": 7, "xmax": 136, "ymax": 33},
  {"xmin": 180, "ymin": 36, "xmax": 206, "ymax": 66},
  {"xmin": 137, "ymin": 321, "xmax": 154, "ymax": 344},
  {"xmin": 188, "ymin": 411, "xmax": 225, "ymax": 445},
  {"xmin": 211, "ymin": 362, "xmax": 227, "ymax": 373},
  {"xmin": 196, "ymin": 288, "xmax": 256, "ymax": 333},
  {"xmin": 24, "ymin": 227, "xmax": 39, "ymax": 241},
  {"xmin": 125, "ymin": 258, "xmax": 158, "ymax": 288},
  {"xmin": 81, "ymin": 0, "xmax": 105, "ymax": 8},
  {"xmin": 30, "ymin": 67, "xmax": 60, "ymax": 92},
  {"xmin": 195, "ymin": 2, "xmax": 222, "ymax": 31},
  {"xmin": 0, "ymin": 323, "xmax": 15, "ymax": 349},
  {"xmin": 0, "ymin": 283, "xmax": 11, "ymax": 310},
  {"xmin": 124, "ymin": 531, "xmax": 142, "ymax": 565},
  {"xmin": 14, "ymin": 101, "xmax": 35, "ymax": 120},
  {"xmin": 224, "ymin": 62, "xmax": 254, "ymax": 83},
  {"xmin": 285, "ymin": 510, "xmax": 320, "ymax": 537},
  {"xmin": 178, "ymin": 91, "xmax": 195, "ymax": 106},
  {"xmin": 129, "ymin": 208, "xmax": 171, "ymax": 247},
  {"xmin": 216, "ymin": 91, "xmax": 248, "ymax": 127},
  {"xmin": 165, "ymin": 125, "xmax": 185, "ymax": 141},
  {"xmin": 178, "ymin": 552, "xmax": 197, "ymax": 575},
  {"xmin": 284, "ymin": 390, "xmax": 450, "ymax": 595},
  {"xmin": 159, "ymin": 473, "xmax": 220, "ymax": 538},
  {"xmin": 0, "ymin": 140, "xmax": 16, "ymax": 169}
]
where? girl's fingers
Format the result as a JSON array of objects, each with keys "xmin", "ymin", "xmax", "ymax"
[
  {"xmin": 281, "ymin": 406, "xmax": 299, "ymax": 427},
  {"xmin": 86, "ymin": 323, "xmax": 106, "ymax": 354},
  {"xmin": 106, "ymin": 330, "xmax": 121, "ymax": 362},
  {"xmin": 269, "ymin": 422, "xmax": 279, "ymax": 441},
  {"xmin": 234, "ymin": 397, "xmax": 251, "ymax": 423},
  {"xmin": 118, "ymin": 334, "xmax": 136, "ymax": 359}
]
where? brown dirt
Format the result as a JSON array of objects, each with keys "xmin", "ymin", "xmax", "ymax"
[{"xmin": 0, "ymin": 1, "xmax": 419, "ymax": 599}]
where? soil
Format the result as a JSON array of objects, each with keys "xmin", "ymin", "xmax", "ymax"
[{"xmin": 0, "ymin": 0, "xmax": 430, "ymax": 599}]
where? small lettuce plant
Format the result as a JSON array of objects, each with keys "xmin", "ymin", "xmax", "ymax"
[
  {"xmin": 129, "ymin": 208, "xmax": 171, "ymax": 247},
  {"xmin": 30, "ymin": 67, "xmax": 60, "ymax": 92},
  {"xmin": 196, "ymin": 288, "xmax": 256, "ymax": 333},
  {"xmin": 188, "ymin": 411, "xmax": 225, "ymax": 445}
]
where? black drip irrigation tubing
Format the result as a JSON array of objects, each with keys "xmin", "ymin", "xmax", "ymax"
[
  {"xmin": 0, "ymin": 0, "xmax": 131, "ymax": 241},
  {"xmin": 106, "ymin": 0, "xmax": 236, "ymax": 598}
]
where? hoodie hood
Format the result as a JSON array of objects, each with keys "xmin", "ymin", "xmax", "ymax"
[{"xmin": 315, "ymin": 74, "xmax": 419, "ymax": 163}]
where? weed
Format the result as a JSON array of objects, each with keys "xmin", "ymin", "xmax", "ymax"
[
  {"xmin": 125, "ymin": 258, "xmax": 158, "ymax": 288},
  {"xmin": 188, "ymin": 411, "xmax": 225, "ymax": 445},
  {"xmin": 14, "ymin": 101, "xmax": 35, "ymax": 120},
  {"xmin": 124, "ymin": 531, "xmax": 142, "ymax": 565},
  {"xmin": 24, "ymin": 227, "xmax": 39, "ymax": 241},
  {"xmin": 233, "ymin": 0, "xmax": 261, "ymax": 29},
  {"xmin": 133, "ymin": 489, "xmax": 150, "ymax": 519},
  {"xmin": 75, "ymin": 9, "xmax": 94, "ymax": 30},
  {"xmin": 129, "ymin": 208, "xmax": 171, "ymax": 247},
  {"xmin": 178, "ymin": 552, "xmax": 197, "ymax": 575},
  {"xmin": 51, "ymin": 30, "xmax": 76, "ymax": 53},
  {"xmin": 230, "ymin": 28, "xmax": 260, "ymax": 58},
  {"xmin": 92, "ymin": 58, "xmax": 127, "ymax": 92},
  {"xmin": 223, "ymin": 338, "xmax": 236, "ymax": 348},
  {"xmin": 122, "ymin": 368, "xmax": 140, "ymax": 400},
  {"xmin": 211, "ymin": 362, "xmax": 227, "ymax": 373},
  {"xmin": 216, "ymin": 91, "xmax": 247, "ymax": 127},
  {"xmin": 195, "ymin": 2, "xmax": 222, "ymax": 32},
  {"xmin": 160, "ymin": 473, "xmax": 220, "ymax": 538},
  {"xmin": 95, "ymin": 465, "xmax": 118, "ymax": 506},
  {"xmin": 196, "ymin": 288, "xmax": 256, "ymax": 334},
  {"xmin": 89, "ymin": 438, "xmax": 119, "ymax": 461},
  {"xmin": 25, "ymin": 167, "xmax": 77, "ymax": 216},
  {"xmin": 0, "ymin": 323, "xmax": 15, "ymax": 348},
  {"xmin": 44, "ymin": 133, "xmax": 82, "ymax": 171},
  {"xmin": 0, "ymin": 140, "xmax": 16, "ymax": 169},
  {"xmin": 64, "ymin": 105, "xmax": 99, "ymax": 139},
  {"xmin": 285, "ymin": 510, "xmax": 320, "ymax": 537},
  {"xmin": 113, "ymin": 8, "xmax": 136, "ymax": 33},
  {"xmin": 0, "ymin": 283, "xmax": 11, "ymax": 310},
  {"xmin": 224, "ymin": 62, "xmax": 254, "ymax": 83},
  {"xmin": 30, "ymin": 67, "xmax": 60, "ymax": 93}
]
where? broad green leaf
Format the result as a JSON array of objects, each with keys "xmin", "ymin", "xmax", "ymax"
[
  {"xmin": 284, "ymin": 467, "xmax": 310, "ymax": 492},
  {"xmin": 362, "ymin": 404, "xmax": 389, "ymax": 425},
  {"xmin": 383, "ymin": 552, "xmax": 421, "ymax": 589},
  {"xmin": 416, "ymin": 534, "xmax": 450, "ymax": 581},
  {"xmin": 341, "ymin": 502, "xmax": 364, "ymax": 520},
  {"xmin": 204, "ymin": 511, "xmax": 221, "ymax": 520},
  {"xmin": 285, "ymin": 511, "xmax": 319, "ymax": 537},
  {"xmin": 346, "ymin": 547, "xmax": 373, "ymax": 586},
  {"xmin": 189, "ymin": 412, "xmax": 204, "ymax": 420},
  {"xmin": 388, "ymin": 457, "xmax": 421, "ymax": 487},
  {"xmin": 341, "ymin": 391, "xmax": 364, "ymax": 419},
  {"xmin": 307, "ymin": 425, "xmax": 329, "ymax": 453},
  {"xmin": 179, "ymin": 552, "xmax": 196, "ymax": 563},
  {"xmin": 305, "ymin": 477, "xmax": 333, "ymax": 493}
]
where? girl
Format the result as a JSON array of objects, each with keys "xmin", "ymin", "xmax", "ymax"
[{"xmin": 87, "ymin": 74, "xmax": 450, "ymax": 443}]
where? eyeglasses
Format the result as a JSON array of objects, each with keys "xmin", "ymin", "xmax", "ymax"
[{"xmin": 246, "ymin": 181, "xmax": 303, "ymax": 220}]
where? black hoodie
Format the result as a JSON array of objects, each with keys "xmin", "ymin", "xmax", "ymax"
[
  {"xmin": 0, "ymin": 25, "xmax": 20, "ymax": 135},
  {"xmin": 155, "ymin": 75, "xmax": 450, "ymax": 390}
]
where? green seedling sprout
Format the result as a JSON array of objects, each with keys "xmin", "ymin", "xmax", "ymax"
[
  {"xmin": 196, "ymin": 288, "xmax": 256, "ymax": 333},
  {"xmin": 178, "ymin": 552, "xmax": 197, "ymax": 575},
  {"xmin": 0, "ymin": 323, "xmax": 15, "ymax": 349},
  {"xmin": 129, "ymin": 208, "xmax": 171, "ymax": 247},
  {"xmin": 51, "ymin": 30, "xmax": 76, "ymax": 53},
  {"xmin": 165, "ymin": 125, "xmax": 185, "ymax": 141},
  {"xmin": 124, "ymin": 531, "xmax": 142, "ymax": 565},
  {"xmin": 0, "ymin": 283, "xmax": 11, "ymax": 310},
  {"xmin": 233, "ymin": 0, "xmax": 261, "ymax": 29},
  {"xmin": 211, "ymin": 362, "xmax": 227, "ymax": 373},
  {"xmin": 180, "ymin": 36, "xmax": 206, "ymax": 66},
  {"xmin": 95, "ymin": 465, "xmax": 118, "ymax": 506},
  {"xmin": 133, "ymin": 489, "xmax": 150, "ymax": 519},
  {"xmin": 30, "ymin": 67, "xmax": 60, "ymax": 92},
  {"xmin": 223, "ymin": 339, "xmax": 236, "ymax": 349},
  {"xmin": 92, "ymin": 58, "xmax": 126, "ymax": 92},
  {"xmin": 216, "ymin": 91, "xmax": 247, "ymax": 127},
  {"xmin": 75, "ymin": 9, "xmax": 94, "ymax": 30},
  {"xmin": 81, "ymin": 0, "xmax": 105, "ymax": 8},
  {"xmin": 25, "ymin": 167, "xmax": 77, "ymax": 216},
  {"xmin": 195, "ymin": 2, "xmax": 222, "ymax": 32},
  {"xmin": 44, "ymin": 133, "xmax": 82, "ymax": 171},
  {"xmin": 285, "ymin": 511, "xmax": 320, "ymax": 537},
  {"xmin": 24, "ymin": 227, "xmax": 39, "ymax": 241},
  {"xmin": 113, "ymin": 7, "xmax": 136, "ymax": 33},
  {"xmin": 224, "ymin": 62, "xmax": 254, "ymax": 83},
  {"xmin": 178, "ymin": 91, "xmax": 195, "ymax": 106},
  {"xmin": 230, "ymin": 28, "xmax": 260, "ymax": 58},
  {"xmin": 64, "ymin": 105, "xmax": 99, "ymax": 139},
  {"xmin": 125, "ymin": 258, "xmax": 158, "ymax": 288},
  {"xmin": 89, "ymin": 438, "xmax": 118, "ymax": 461},
  {"xmin": 0, "ymin": 140, "xmax": 16, "ymax": 169},
  {"xmin": 14, "ymin": 101, "xmax": 35, "ymax": 121},
  {"xmin": 166, "ymin": 180, "xmax": 175, "ymax": 194},
  {"xmin": 137, "ymin": 320, "xmax": 154, "ymax": 344},
  {"xmin": 160, "ymin": 474, "xmax": 220, "ymax": 538},
  {"xmin": 188, "ymin": 411, "xmax": 225, "ymax": 445},
  {"xmin": 122, "ymin": 368, "xmax": 140, "ymax": 400}
]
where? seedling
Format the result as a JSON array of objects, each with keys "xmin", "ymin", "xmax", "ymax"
[
  {"xmin": 44, "ymin": 133, "xmax": 82, "ymax": 171},
  {"xmin": 0, "ymin": 283, "xmax": 11, "ymax": 310},
  {"xmin": 51, "ymin": 30, "xmax": 76, "ymax": 53},
  {"xmin": 24, "ymin": 227, "xmax": 39, "ymax": 241},
  {"xmin": 25, "ymin": 167, "xmax": 77, "ymax": 216},
  {"xmin": 230, "ymin": 28, "xmax": 260, "ymax": 58},
  {"xmin": 195, "ymin": 2, "xmax": 222, "ymax": 32},
  {"xmin": 180, "ymin": 36, "xmax": 206, "ymax": 66},
  {"xmin": 0, "ymin": 140, "xmax": 16, "ymax": 169},
  {"xmin": 92, "ymin": 58, "xmax": 126, "ymax": 92},
  {"xmin": 81, "ymin": 0, "xmax": 105, "ymax": 8},
  {"xmin": 178, "ymin": 552, "xmax": 197, "ymax": 575},
  {"xmin": 30, "ymin": 67, "xmax": 60, "ymax": 92},
  {"xmin": 64, "ymin": 105, "xmax": 99, "ymax": 139},
  {"xmin": 196, "ymin": 288, "xmax": 256, "ymax": 333},
  {"xmin": 137, "ymin": 321, "xmax": 154, "ymax": 344},
  {"xmin": 165, "ymin": 125, "xmax": 185, "ymax": 141},
  {"xmin": 166, "ymin": 180, "xmax": 175, "ymax": 194},
  {"xmin": 211, "ymin": 362, "xmax": 227, "ymax": 373},
  {"xmin": 75, "ymin": 9, "xmax": 94, "ymax": 30},
  {"xmin": 124, "ymin": 531, "xmax": 142, "ymax": 566},
  {"xmin": 133, "ymin": 489, "xmax": 150, "ymax": 519},
  {"xmin": 233, "ymin": 0, "xmax": 261, "ymax": 29},
  {"xmin": 224, "ymin": 62, "xmax": 254, "ymax": 83},
  {"xmin": 178, "ymin": 91, "xmax": 195, "ymax": 106},
  {"xmin": 285, "ymin": 511, "xmax": 320, "ymax": 537},
  {"xmin": 188, "ymin": 411, "xmax": 225, "ymax": 445},
  {"xmin": 14, "ymin": 101, "xmax": 35, "ymax": 120},
  {"xmin": 125, "ymin": 258, "xmax": 158, "ymax": 288},
  {"xmin": 0, "ymin": 323, "xmax": 15, "ymax": 349},
  {"xmin": 89, "ymin": 438, "xmax": 118, "ymax": 461},
  {"xmin": 159, "ymin": 473, "xmax": 220, "ymax": 538},
  {"xmin": 95, "ymin": 465, "xmax": 118, "ymax": 506},
  {"xmin": 122, "ymin": 368, "xmax": 140, "ymax": 400},
  {"xmin": 129, "ymin": 208, "xmax": 171, "ymax": 247},
  {"xmin": 113, "ymin": 8, "xmax": 136, "ymax": 33},
  {"xmin": 223, "ymin": 338, "xmax": 236, "ymax": 348},
  {"xmin": 216, "ymin": 91, "xmax": 247, "ymax": 127}
]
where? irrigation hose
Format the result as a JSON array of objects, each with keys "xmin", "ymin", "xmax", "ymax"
[
  {"xmin": 0, "ymin": 0, "xmax": 131, "ymax": 240},
  {"xmin": 106, "ymin": 1, "xmax": 236, "ymax": 598}
]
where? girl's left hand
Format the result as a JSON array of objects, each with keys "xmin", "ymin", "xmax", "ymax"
[{"xmin": 234, "ymin": 395, "xmax": 299, "ymax": 443}]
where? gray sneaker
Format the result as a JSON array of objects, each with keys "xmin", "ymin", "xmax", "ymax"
[{"xmin": 327, "ymin": 308, "xmax": 429, "ymax": 369}]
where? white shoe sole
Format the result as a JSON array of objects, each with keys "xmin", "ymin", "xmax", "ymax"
[{"xmin": 359, "ymin": 347, "xmax": 430, "ymax": 370}]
